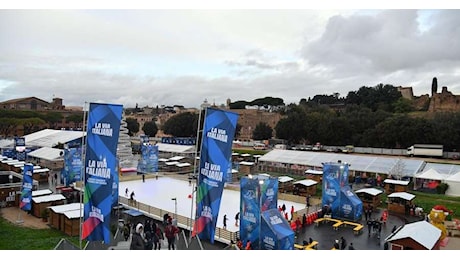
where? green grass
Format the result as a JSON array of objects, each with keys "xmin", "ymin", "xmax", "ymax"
[{"xmin": 0, "ymin": 217, "xmax": 80, "ymax": 250}]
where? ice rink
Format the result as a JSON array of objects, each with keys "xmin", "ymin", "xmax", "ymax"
[{"xmin": 119, "ymin": 176, "xmax": 306, "ymax": 232}]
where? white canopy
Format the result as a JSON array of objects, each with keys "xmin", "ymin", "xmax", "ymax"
[
  {"xmin": 293, "ymin": 179, "xmax": 318, "ymax": 187},
  {"xmin": 415, "ymin": 168, "xmax": 445, "ymax": 181},
  {"xmin": 355, "ymin": 188, "xmax": 383, "ymax": 196},
  {"xmin": 240, "ymin": 161, "xmax": 255, "ymax": 166},
  {"xmin": 32, "ymin": 189, "xmax": 53, "ymax": 197},
  {"xmin": 383, "ymin": 179, "xmax": 410, "ymax": 186},
  {"xmin": 48, "ymin": 203, "xmax": 83, "ymax": 213},
  {"xmin": 32, "ymin": 194, "xmax": 66, "ymax": 203},
  {"xmin": 388, "ymin": 192, "xmax": 415, "ymax": 201},
  {"xmin": 278, "ymin": 176, "xmax": 294, "ymax": 183},
  {"xmin": 27, "ymin": 147, "xmax": 64, "ymax": 161},
  {"xmin": 446, "ymin": 172, "xmax": 460, "ymax": 182},
  {"xmin": 305, "ymin": 169, "xmax": 323, "ymax": 175}
]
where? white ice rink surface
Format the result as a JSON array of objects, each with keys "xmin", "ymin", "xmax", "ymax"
[{"xmin": 119, "ymin": 176, "xmax": 305, "ymax": 232}]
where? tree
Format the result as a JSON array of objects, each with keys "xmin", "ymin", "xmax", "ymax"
[
  {"xmin": 252, "ymin": 122, "xmax": 273, "ymax": 140},
  {"xmin": 432, "ymin": 77, "xmax": 438, "ymax": 95},
  {"xmin": 162, "ymin": 112, "xmax": 198, "ymax": 137},
  {"xmin": 125, "ymin": 118, "xmax": 139, "ymax": 136},
  {"xmin": 142, "ymin": 121, "xmax": 158, "ymax": 137}
]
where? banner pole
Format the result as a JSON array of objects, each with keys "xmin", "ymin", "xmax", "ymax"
[{"xmin": 79, "ymin": 102, "xmax": 88, "ymax": 250}]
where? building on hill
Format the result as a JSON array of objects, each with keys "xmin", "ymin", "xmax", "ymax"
[{"xmin": 428, "ymin": 86, "xmax": 460, "ymax": 112}]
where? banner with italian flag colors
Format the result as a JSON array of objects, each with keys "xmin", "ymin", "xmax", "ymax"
[
  {"xmin": 19, "ymin": 163, "xmax": 33, "ymax": 211},
  {"xmin": 193, "ymin": 107, "xmax": 239, "ymax": 243},
  {"xmin": 82, "ymin": 102, "xmax": 123, "ymax": 244}
]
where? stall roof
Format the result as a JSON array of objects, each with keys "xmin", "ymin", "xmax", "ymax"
[
  {"xmin": 258, "ymin": 149, "xmax": 425, "ymax": 177},
  {"xmin": 240, "ymin": 161, "xmax": 255, "ymax": 166},
  {"xmin": 278, "ymin": 176, "xmax": 294, "ymax": 183},
  {"xmin": 355, "ymin": 188, "xmax": 384, "ymax": 196},
  {"xmin": 305, "ymin": 169, "xmax": 323, "ymax": 175},
  {"xmin": 383, "ymin": 179, "xmax": 410, "ymax": 186},
  {"xmin": 165, "ymin": 161, "xmax": 179, "ymax": 166},
  {"xmin": 388, "ymin": 192, "xmax": 415, "ymax": 201},
  {"xmin": 48, "ymin": 203, "xmax": 82, "ymax": 213},
  {"xmin": 34, "ymin": 168, "xmax": 50, "ymax": 173},
  {"xmin": 32, "ymin": 194, "xmax": 66, "ymax": 203},
  {"xmin": 27, "ymin": 147, "xmax": 63, "ymax": 161},
  {"xmin": 176, "ymin": 162, "xmax": 191, "ymax": 167},
  {"xmin": 293, "ymin": 179, "xmax": 318, "ymax": 187},
  {"xmin": 123, "ymin": 209, "xmax": 143, "ymax": 217},
  {"xmin": 63, "ymin": 209, "xmax": 83, "ymax": 219},
  {"xmin": 385, "ymin": 221, "xmax": 441, "ymax": 249},
  {"xmin": 169, "ymin": 156, "xmax": 185, "ymax": 161},
  {"xmin": 32, "ymin": 189, "xmax": 53, "ymax": 197}
]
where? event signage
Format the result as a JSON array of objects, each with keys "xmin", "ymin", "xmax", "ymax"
[
  {"xmin": 19, "ymin": 163, "xmax": 33, "ymax": 211},
  {"xmin": 81, "ymin": 102, "xmax": 123, "ymax": 244},
  {"xmin": 137, "ymin": 144, "xmax": 159, "ymax": 173},
  {"xmin": 193, "ymin": 107, "xmax": 239, "ymax": 243},
  {"xmin": 239, "ymin": 176, "xmax": 261, "ymax": 249},
  {"xmin": 63, "ymin": 147, "xmax": 83, "ymax": 185}
]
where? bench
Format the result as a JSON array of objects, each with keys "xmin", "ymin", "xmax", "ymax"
[
  {"xmin": 305, "ymin": 241, "xmax": 319, "ymax": 250},
  {"xmin": 332, "ymin": 221, "xmax": 343, "ymax": 230},
  {"xmin": 294, "ymin": 244, "xmax": 307, "ymax": 250},
  {"xmin": 353, "ymin": 224, "xmax": 364, "ymax": 235}
]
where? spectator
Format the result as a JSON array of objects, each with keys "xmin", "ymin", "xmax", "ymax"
[
  {"xmin": 235, "ymin": 212, "xmax": 240, "ymax": 227},
  {"xmin": 153, "ymin": 225, "xmax": 164, "ymax": 250},
  {"xmin": 340, "ymin": 236, "xmax": 347, "ymax": 250},
  {"xmin": 223, "ymin": 214, "xmax": 228, "ymax": 230},
  {"xmin": 164, "ymin": 219, "xmax": 179, "ymax": 250},
  {"xmin": 130, "ymin": 223, "xmax": 145, "ymax": 250},
  {"xmin": 348, "ymin": 243, "xmax": 354, "ymax": 250},
  {"xmin": 245, "ymin": 240, "xmax": 252, "ymax": 250}
]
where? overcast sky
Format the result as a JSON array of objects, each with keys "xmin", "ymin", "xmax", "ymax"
[{"xmin": 1, "ymin": 3, "xmax": 460, "ymax": 109}]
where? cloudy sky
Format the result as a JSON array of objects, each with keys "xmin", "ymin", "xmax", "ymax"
[{"xmin": 1, "ymin": 2, "xmax": 460, "ymax": 109}]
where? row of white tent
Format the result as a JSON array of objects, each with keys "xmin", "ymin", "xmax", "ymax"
[{"xmin": 414, "ymin": 168, "xmax": 460, "ymax": 197}]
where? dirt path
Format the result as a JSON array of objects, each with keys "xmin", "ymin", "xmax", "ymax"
[{"xmin": 0, "ymin": 207, "xmax": 50, "ymax": 229}]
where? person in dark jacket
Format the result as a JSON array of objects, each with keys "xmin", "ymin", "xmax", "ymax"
[{"xmin": 130, "ymin": 223, "xmax": 146, "ymax": 250}]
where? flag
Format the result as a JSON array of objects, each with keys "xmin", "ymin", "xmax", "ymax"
[
  {"xmin": 193, "ymin": 107, "xmax": 239, "ymax": 243},
  {"xmin": 81, "ymin": 102, "xmax": 123, "ymax": 244},
  {"xmin": 19, "ymin": 163, "xmax": 33, "ymax": 211}
]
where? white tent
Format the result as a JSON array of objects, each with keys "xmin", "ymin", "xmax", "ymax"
[
  {"xmin": 415, "ymin": 168, "xmax": 445, "ymax": 181},
  {"xmin": 445, "ymin": 171, "xmax": 460, "ymax": 197}
]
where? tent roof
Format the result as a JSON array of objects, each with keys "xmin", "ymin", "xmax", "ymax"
[
  {"xmin": 156, "ymin": 143, "xmax": 194, "ymax": 154},
  {"xmin": 385, "ymin": 221, "xmax": 441, "ymax": 249},
  {"xmin": 415, "ymin": 168, "xmax": 445, "ymax": 181},
  {"xmin": 293, "ymin": 179, "xmax": 318, "ymax": 187},
  {"xmin": 25, "ymin": 129, "xmax": 85, "ymax": 148},
  {"xmin": 445, "ymin": 171, "xmax": 460, "ymax": 182},
  {"xmin": 63, "ymin": 209, "xmax": 83, "ymax": 219},
  {"xmin": 388, "ymin": 192, "xmax": 415, "ymax": 201},
  {"xmin": 383, "ymin": 179, "xmax": 410, "ymax": 186},
  {"xmin": 27, "ymin": 147, "xmax": 63, "ymax": 161},
  {"xmin": 258, "ymin": 149, "xmax": 425, "ymax": 177},
  {"xmin": 355, "ymin": 188, "xmax": 384, "ymax": 196},
  {"xmin": 305, "ymin": 169, "xmax": 323, "ymax": 175},
  {"xmin": 123, "ymin": 209, "xmax": 143, "ymax": 217},
  {"xmin": 424, "ymin": 162, "xmax": 460, "ymax": 176}
]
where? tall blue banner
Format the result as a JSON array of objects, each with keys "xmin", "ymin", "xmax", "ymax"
[
  {"xmin": 137, "ymin": 144, "xmax": 159, "ymax": 173},
  {"xmin": 112, "ymin": 158, "xmax": 119, "ymax": 208},
  {"xmin": 63, "ymin": 147, "xmax": 83, "ymax": 185},
  {"xmin": 82, "ymin": 102, "xmax": 123, "ymax": 244},
  {"xmin": 193, "ymin": 107, "xmax": 239, "ymax": 243},
  {"xmin": 19, "ymin": 164, "xmax": 33, "ymax": 211},
  {"xmin": 240, "ymin": 177, "xmax": 261, "ymax": 249}
]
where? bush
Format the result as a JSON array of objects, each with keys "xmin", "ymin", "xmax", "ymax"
[{"xmin": 436, "ymin": 183, "xmax": 449, "ymax": 194}]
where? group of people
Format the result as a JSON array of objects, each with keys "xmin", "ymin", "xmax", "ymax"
[
  {"xmin": 129, "ymin": 217, "xmax": 179, "ymax": 250},
  {"xmin": 332, "ymin": 236, "xmax": 352, "ymax": 250},
  {"xmin": 235, "ymin": 238, "xmax": 252, "ymax": 250}
]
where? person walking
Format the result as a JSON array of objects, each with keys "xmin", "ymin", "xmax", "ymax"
[
  {"xmin": 142, "ymin": 174, "xmax": 145, "ymax": 182},
  {"xmin": 164, "ymin": 219, "xmax": 179, "ymax": 250},
  {"xmin": 290, "ymin": 205, "xmax": 295, "ymax": 220},
  {"xmin": 235, "ymin": 212, "xmax": 240, "ymax": 227},
  {"xmin": 130, "ymin": 223, "xmax": 145, "ymax": 250},
  {"xmin": 348, "ymin": 243, "xmax": 355, "ymax": 250},
  {"xmin": 125, "ymin": 188, "xmax": 129, "ymax": 197},
  {"xmin": 245, "ymin": 239, "xmax": 252, "ymax": 250},
  {"xmin": 340, "ymin": 236, "xmax": 347, "ymax": 250},
  {"xmin": 153, "ymin": 225, "xmax": 164, "ymax": 250},
  {"xmin": 223, "ymin": 214, "xmax": 228, "ymax": 230}
]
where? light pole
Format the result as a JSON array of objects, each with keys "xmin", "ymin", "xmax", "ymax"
[{"xmin": 171, "ymin": 197, "xmax": 177, "ymax": 226}]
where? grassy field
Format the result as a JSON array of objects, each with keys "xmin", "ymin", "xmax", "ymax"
[{"xmin": 0, "ymin": 217, "xmax": 80, "ymax": 250}]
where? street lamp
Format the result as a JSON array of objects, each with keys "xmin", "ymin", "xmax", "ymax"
[{"xmin": 171, "ymin": 197, "xmax": 177, "ymax": 226}]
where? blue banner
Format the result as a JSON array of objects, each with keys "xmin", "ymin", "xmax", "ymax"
[
  {"xmin": 19, "ymin": 164, "xmax": 33, "ymax": 211},
  {"xmin": 239, "ymin": 176, "xmax": 261, "ymax": 249},
  {"xmin": 82, "ymin": 102, "xmax": 123, "ymax": 244},
  {"xmin": 63, "ymin": 147, "xmax": 83, "ymax": 185},
  {"xmin": 137, "ymin": 144, "xmax": 159, "ymax": 173},
  {"xmin": 193, "ymin": 108, "xmax": 239, "ymax": 243},
  {"xmin": 260, "ymin": 177, "xmax": 278, "ymax": 212},
  {"xmin": 112, "ymin": 158, "xmax": 119, "ymax": 208}
]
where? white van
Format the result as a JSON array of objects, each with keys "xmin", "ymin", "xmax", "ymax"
[{"xmin": 253, "ymin": 143, "xmax": 267, "ymax": 150}]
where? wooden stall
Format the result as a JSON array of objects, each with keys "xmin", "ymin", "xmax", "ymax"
[
  {"xmin": 63, "ymin": 209, "xmax": 83, "ymax": 236},
  {"xmin": 387, "ymin": 192, "xmax": 415, "ymax": 215},
  {"xmin": 386, "ymin": 221, "xmax": 441, "ymax": 250},
  {"xmin": 278, "ymin": 176, "xmax": 294, "ymax": 193},
  {"xmin": 355, "ymin": 188, "xmax": 383, "ymax": 209},
  {"xmin": 48, "ymin": 203, "xmax": 82, "ymax": 232},
  {"xmin": 293, "ymin": 179, "xmax": 318, "ymax": 196},
  {"xmin": 32, "ymin": 194, "xmax": 66, "ymax": 218},
  {"xmin": 384, "ymin": 179, "xmax": 410, "ymax": 194},
  {"xmin": 305, "ymin": 169, "xmax": 323, "ymax": 183},
  {"xmin": 239, "ymin": 161, "xmax": 256, "ymax": 175}
]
